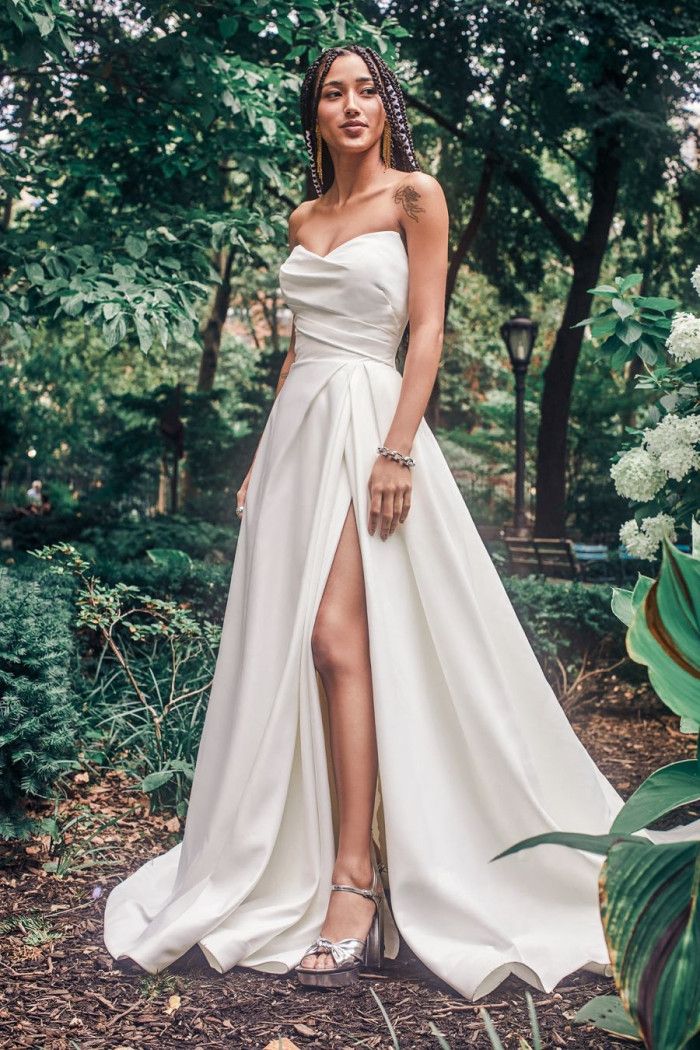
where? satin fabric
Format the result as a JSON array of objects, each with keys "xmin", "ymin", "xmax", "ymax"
[{"xmin": 103, "ymin": 230, "xmax": 700, "ymax": 1000}]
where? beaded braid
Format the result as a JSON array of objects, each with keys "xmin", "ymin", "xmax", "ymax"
[{"xmin": 299, "ymin": 44, "xmax": 421, "ymax": 197}]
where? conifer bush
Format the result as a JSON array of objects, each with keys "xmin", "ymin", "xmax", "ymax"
[{"xmin": 0, "ymin": 573, "xmax": 80, "ymax": 839}]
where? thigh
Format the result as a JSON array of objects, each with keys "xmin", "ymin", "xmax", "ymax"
[{"xmin": 314, "ymin": 498, "xmax": 368, "ymax": 634}]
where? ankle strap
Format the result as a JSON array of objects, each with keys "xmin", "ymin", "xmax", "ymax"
[
  {"xmin": 331, "ymin": 882, "xmax": 382, "ymax": 904},
  {"xmin": 331, "ymin": 864, "xmax": 382, "ymax": 905}
]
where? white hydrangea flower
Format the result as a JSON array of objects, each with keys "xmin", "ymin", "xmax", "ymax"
[
  {"xmin": 666, "ymin": 311, "xmax": 700, "ymax": 363},
  {"xmin": 619, "ymin": 513, "xmax": 677, "ymax": 560},
  {"xmin": 643, "ymin": 413, "xmax": 700, "ymax": 481},
  {"xmin": 619, "ymin": 519, "xmax": 657, "ymax": 559},
  {"xmin": 610, "ymin": 447, "xmax": 667, "ymax": 501},
  {"xmin": 692, "ymin": 264, "xmax": 700, "ymax": 299}
]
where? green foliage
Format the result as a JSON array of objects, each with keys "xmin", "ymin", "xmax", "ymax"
[
  {"xmin": 493, "ymin": 509, "xmax": 700, "ymax": 1047},
  {"xmin": 37, "ymin": 802, "xmax": 128, "ymax": 876},
  {"xmin": 614, "ymin": 534, "xmax": 700, "ymax": 723},
  {"xmin": 501, "ymin": 575, "xmax": 632, "ymax": 690},
  {"xmin": 574, "ymin": 276, "xmax": 680, "ymax": 372},
  {"xmin": 71, "ymin": 554, "xmax": 232, "ymax": 624},
  {"xmin": 584, "ymin": 270, "xmax": 700, "ymax": 537},
  {"xmin": 1, "ymin": 0, "xmax": 401, "ymax": 347},
  {"xmin": 573, "ymin": 995, "xmax": 641, "ymax": 1040},
  {"xmin": 3, "ymin": 504, "xmax": 105, "ymax": 551},
  {"xmin": 29, "ymin": 543, "xmax": 221, "ymax": 815},
  {"xmin": 0, "ymin": 571, "xmax": 80, "ymax": 839},
  {"xmin": 600, "ymin": 839, "xmax": 700, "ymax": 1050},
  {"xmin": 79, "ymin": 513, "xmax": 236, "ymax": 563}
]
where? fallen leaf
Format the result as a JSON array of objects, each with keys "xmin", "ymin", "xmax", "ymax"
[{"xmin": 164, "ymin": 994, "xmax": 181, "ymax": 1015}]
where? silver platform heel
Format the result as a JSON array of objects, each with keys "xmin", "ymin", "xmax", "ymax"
[{"xmin": 295, "ymin": 846, "xmax": 385, "ymax": 988}]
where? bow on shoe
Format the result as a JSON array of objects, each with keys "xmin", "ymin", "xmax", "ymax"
[{"xmin": 302, "ymin": 935, "xmax": 364, "ymax": 967}]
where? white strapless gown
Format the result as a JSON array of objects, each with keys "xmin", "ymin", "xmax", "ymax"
[{"xmin": 103, "ymin": 230, "xmax": 700, "ymax": 1001}]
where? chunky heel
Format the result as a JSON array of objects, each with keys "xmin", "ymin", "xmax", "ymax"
[{"xmin": 363, "ymin": 906, "xmax": 384, "ymax": 969}]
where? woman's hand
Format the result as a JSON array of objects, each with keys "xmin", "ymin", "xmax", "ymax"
[
  {"xmin": 367, "ymin": 455, "xmax": 412, "ymax": 540},
  {"xmin": 235, "ymin": 469, "xmax": 252, "ymax": 520}
]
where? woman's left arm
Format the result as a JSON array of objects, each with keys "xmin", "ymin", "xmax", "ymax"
[{"xmin": 368, "ymin": 172, "xmax": 449, "ymax": 540}]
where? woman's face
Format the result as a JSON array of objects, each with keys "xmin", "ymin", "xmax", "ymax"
[{"xmin": 315, "ymin": 52, "xmax": 386, "ymax": 161}]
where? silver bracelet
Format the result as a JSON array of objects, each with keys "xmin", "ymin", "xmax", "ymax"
[{"xmin": 377, "ymin": 445, "xmax": 415, "ymax": 468}]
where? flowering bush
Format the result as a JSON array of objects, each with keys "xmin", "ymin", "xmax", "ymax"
[
  {"xmin": 666, "ymin": 310, "xmax": 700, "ymax": 363},
  {"xmin": 576, "ymin": 266, "xmax": 700, "ymax": 559}
]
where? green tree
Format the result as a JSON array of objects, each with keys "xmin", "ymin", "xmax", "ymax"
[{"xmin": 386, "ymin": 0, "xmax": 700, "ymax": 534}]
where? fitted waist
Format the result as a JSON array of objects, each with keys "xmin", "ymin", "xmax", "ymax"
[{"xmin": 292, "ymin": 314, "xmax": 402, "ymax": 368}]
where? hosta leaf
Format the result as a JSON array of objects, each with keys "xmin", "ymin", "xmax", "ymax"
[
  {"xmin": 600, "ymin": 839, "xmax": 700, "ymax": 1050},
  {"xmin": 610, "ymin": 760, "xmax": 700, "ymax": 834},
  {"xmin": 625, "ymin": 537, "xmax": 700, "ymax": 721}
]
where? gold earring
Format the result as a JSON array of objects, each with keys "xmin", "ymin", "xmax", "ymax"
[
  {"xmin": 315, "ymin": 119, "xmax": 323, "ymax": 184},
  {"xmin": 382, "ymin": 121, "xmax": 392, "ymax": 168}
]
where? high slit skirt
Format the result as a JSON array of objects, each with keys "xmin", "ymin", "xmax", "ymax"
[{"xmin": 103, "ymin": 351, "xmax": 700, "ymax": 1000}]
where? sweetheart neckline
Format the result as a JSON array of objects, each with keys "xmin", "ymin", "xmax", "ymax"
[{"xmin": 287, "ymin": 229, "xmax": 405, "ymax": 262}]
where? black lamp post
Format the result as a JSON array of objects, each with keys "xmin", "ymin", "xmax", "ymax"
[{"xmin": 500, "ymin": 316, "xmax": 538, "ymax": 534}]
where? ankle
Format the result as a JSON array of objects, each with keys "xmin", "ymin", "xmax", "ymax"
[{"xmin": 332, "ymin": 853, "xmax": 373, "ymax": 888}]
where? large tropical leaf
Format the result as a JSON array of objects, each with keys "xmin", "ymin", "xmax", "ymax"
[
  {"xmin": 600, "ymin": 838, "xmax": 700, "ymax": 1050},
  {"xmin": 624, "ymin": 537, "xmax": 700, "ymax": 721},
  {"xmin": 611, "ymin": 760, "xmax": 700, "ymax": 834},
  {"xmin": 490, "ymin": 830, "xmax": 646, "ymax": 862}
]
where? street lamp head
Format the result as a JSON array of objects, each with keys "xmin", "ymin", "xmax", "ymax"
[{"xmin": 500, "ymin": 316, "xmax": 538, "ymax": 369}]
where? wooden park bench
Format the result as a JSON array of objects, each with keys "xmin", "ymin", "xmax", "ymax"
[
  {"xmin": 503, "ymin": 535, "xmax": 640, "ymax": 584},
  {"xmin": 504, "ymin": 536, "xmax": 581, "ymax": 581}
]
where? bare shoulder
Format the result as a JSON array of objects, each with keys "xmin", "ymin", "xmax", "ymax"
[
  {"xmin": 391, "ymin": 171, "xmax": 447, "ymax": 226},
  {"xmin": 288, "ymin": 199, "xmax": 316, "ymax": 247}
]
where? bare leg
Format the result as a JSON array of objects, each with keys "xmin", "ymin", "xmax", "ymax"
[{"xmin": 302, "ymin": 499, "xmax": 378, "ymax": 970}]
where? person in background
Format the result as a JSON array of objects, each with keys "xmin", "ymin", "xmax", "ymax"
[{"xmin": 25, "ymin": 479, "xmax": 43, "ymax": 514}]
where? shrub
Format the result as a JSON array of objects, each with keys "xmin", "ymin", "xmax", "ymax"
[
  {"xmin": 78, "ymin": 512, "xmax": 237, "ymax": 563},
  {"xmin": 0, "ymin": 571, "xmax": 81, "ymax": 839},
  {"xmin": 501, "ymin": 575, "xmax": 644, "ymax": 698},
  {"xmin": 84, "ymin": 555, "xmax": 233, "ymax": 623},
  {"xmin": 30, "ymin": 544, "xmax": 221, "ymax": 816}
]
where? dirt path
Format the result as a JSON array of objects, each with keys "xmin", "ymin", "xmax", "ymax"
[{"xmin": 1, "ymin": 670, "xmax": 696, "ymax": 1049}]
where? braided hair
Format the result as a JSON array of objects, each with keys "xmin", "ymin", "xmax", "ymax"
[{"xmin": 299, "ymin": 44, "xmax": 421, "ymax": 197}]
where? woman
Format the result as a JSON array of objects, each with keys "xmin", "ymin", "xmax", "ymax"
[{"xmin": 103, "ymin": 44, "xmax": 700, "ymax": 1001}]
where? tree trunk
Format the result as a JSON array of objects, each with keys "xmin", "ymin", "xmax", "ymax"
[
  {"xmin": 197, "ymin": 249, "xmax": 234, "ymax": 393},
  {"xmin": 533, "ymin": 134, "xmax": 623, "ymax": 536}
]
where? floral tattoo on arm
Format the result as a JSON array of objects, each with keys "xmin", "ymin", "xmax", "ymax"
[{"xmin": 393, "ymin": 183, "xmax": 425, "ymax": 222}]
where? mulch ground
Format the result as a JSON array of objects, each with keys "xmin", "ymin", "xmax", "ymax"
[{"xmin": 1, "ymin": 667, "xmax": 698, "ymax": 1050}]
